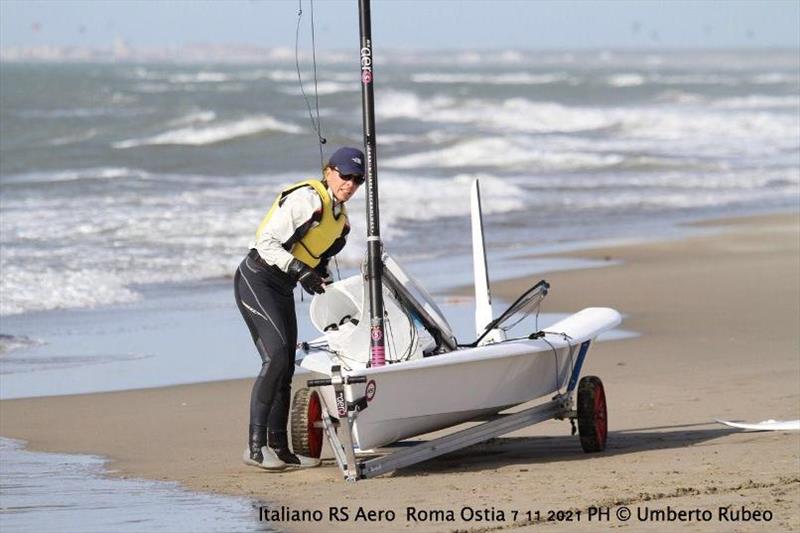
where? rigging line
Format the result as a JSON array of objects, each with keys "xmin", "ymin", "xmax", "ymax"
[
  {"xmin": 333, "ymin": 256, "xmax": 341, "ymax": 281},
  {"xmin": 384, "ymin": 310, "xmax": 400, "ymax": 362},
  {"xmin": 294, "ymin": 0, "xmax": 326, "ymax": 173},
  {"xmin": 309, "ymin": 0, "xmax": 325, "ymax": 161},
  {"xmin": 540, "ymin": 331, "xmax": 575, "ymax": 395},
  {"xmin": 399, "ymin": 303, "xmax": 418, "ymax": 361},
  {"xmin": 406, "ymin": 307, "xmax": 419, "ymax": 360},
  {"xmin": 500, "ymin": 295, "xmax": 545, "ymax": 334},
  {"xmin": 540, "ymin": 337, "xmax": 562, "ymax": 394}
]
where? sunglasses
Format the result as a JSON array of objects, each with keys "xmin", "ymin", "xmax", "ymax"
[{"xmin": 335, "ymin": 168, "xmax": 365, "ymax": 185}]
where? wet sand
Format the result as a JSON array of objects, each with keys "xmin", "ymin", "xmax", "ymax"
[{"xmin": 1, "ymin": 212, "xmax": 798, "ymax": 532}]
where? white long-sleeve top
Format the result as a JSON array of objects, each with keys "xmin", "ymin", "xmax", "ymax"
[{"xmin": 249, "ymin": 184, "xmax": 344, "ymax": 272}]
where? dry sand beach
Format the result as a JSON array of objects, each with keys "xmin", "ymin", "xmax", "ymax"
[{"xmin": 1, "ymin": 212, "xmax": 798, "ymax": 532}]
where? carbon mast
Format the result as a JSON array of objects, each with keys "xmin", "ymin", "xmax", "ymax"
[{"xmin": 357, "ymin": 0, "xmax": 385, "ymax": 367}]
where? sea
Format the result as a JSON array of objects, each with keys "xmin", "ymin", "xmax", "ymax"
[{"xmin": 0, "ymin": 49, "xmax": 798, "ymax": 531}]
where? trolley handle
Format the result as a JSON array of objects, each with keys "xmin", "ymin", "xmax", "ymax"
[{"xmin": 307, "ymin": 376, "xmax": 367, "ymax": 387}]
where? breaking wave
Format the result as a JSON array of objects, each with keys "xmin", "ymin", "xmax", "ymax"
[
  {"xmin": 167, "ymin": 110, "xmax": 217, "ymax": 127},
  {"xmin": 382, "ymin": 137, "xmax": 623, "ymax": 171},
  {"xmin": 411, "ymin": 72, "xmax": 571, "ymax": 85},
  {"xmin": 3, "ymin": 53, "xmax": 797, "ymax": 317},
  {"xmin": 377, "ymin": 92, "xmax": 616, "ymax": 134},
  {"xmin": 166, "ymin": 72, "xmax": 231, "ymax": 83},
  {"xmin": 1, "ymin": 167, "xmax": 149, "ymax": 185},
  {"xmin": 376, "ymin": 91, "xmax": 798, "ymax": 156},
  {"xmin": 710, "ymin": 95, "xmax": 800, "ymax": 110},
  {"xmin": 18, "ymin": 108, "xmax": 149, "ymax": 119},
  {"xmin": 275, "ymin": 81, "xmax": 359, "ymax": 95},
  {"xmin": 331, "ymin": 173, "xmax": 528, "ymax": 265},
  {"xmin": 607, "ymin": 73, "xmax": 646, "ymax": 87},
  {"xmin": 113, "ymin": 115, "xmax": 303, "ymax": 148},
  {"xmin": 0, "ymin": 265, "xmax": 142, "ymax": 316}
]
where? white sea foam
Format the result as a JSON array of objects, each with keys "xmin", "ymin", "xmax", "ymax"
[
  {"xmin": 110, "ymin": 91, "xmax": 137, "ymax": 104},
  {"xmin": 450, "ymin": 98, "xmax": 615, "ymax": 133},
  {"xmin": 514, "ymin": 169, "xmax": 800, "ymax": 191},
  {"xmin": 45, "ymin": 128, "xmax": 98, "ymax": 146},
  {"xmin": 619, "ymin": 107, "xmax": 798, "ymax": 143},
  {"xmin": 331, "ymin": 173, "xmax": 527, "ymax": 265},
  {"xmin": 19, "ymin": 108, "xmax": 146, "ymax": 119},
  {"xmin": 560, "ymin": 187, "xmax": 797, "ymax": 210},
  {"xmin": 276, "ymin": 81, "xmax": 358, "ymax": 96},
  {"xmin": 410, "ymin": 72, "xmax": 571, "ymax": 85},
  {"xmin": 4, "ymin": 54, "xmax": 798, "ymax": 318},
  {"xmin": 167, "ymin": 72, "xmax": 231, "ymax": 83},
  {"xmin": 215, "ymin": 83, "xmax": 246, "ymax": 93},
  {"xmin": 0, "ymin": 168, "xmax": 530, "ymax": 314},
  {"xmin": 376, "ymin": 91, "xmax": 615, "ymax": 134},
  {"xmin": 382, "ymin": 95, "xmax": 799, "ymax": 170},
  {"xmin": 134, "ymin": 82, "xmax": 244, "ymax": 94},
  {"xmin": 113, "ymin": 115, "xmax": 303, "ymax": 148},
  {"xmin": 379, "ymin": 131, "xmax": 455, "ymax": 145},
  {"xmin": 710, "ymin": 95, "xmax": 800, "ymax": 110},
  {"xmin": 2, "ymin": 162, "xmax": 797, "ymax": 316},
  {"xmin": 129, "ymin": 67, "xmax": 233, "ymax": 84},
  {"xmin": 167, "ymin": 110, "xmax": 217, "ymax": 127},
  {"xmin": 376, "ymin": 91, "xmax": 456, "ymax": 120},
  {"xmin": 0, "ymin": 184, "xmax": 254, "ymax": 315},
  {"xmin": 1, "ymin": 167, "xmax": 148, "ymax": 185},
  {"xmin": 266, "ymin": 69, "xmax": 356, "ymax": 83},
  {"xmin": 268, "ymin": 70, "xmax": 303, "ymax": 82},
  {"xmin": 382, "ymin": 137, "xmax": 623, "ymax": 171},
  {"xmin": 234, "ymin": 69, "xmax": 277, "ymax": 81},
  {"xmin": 376, "ymin": 173, "xmax": 525, "ymax": 221},
  {"xmin": 133, "ymin": 83, "xmax": 172, "ymax": 93},
  {"xmin": 649, "ymin": 74, "xmax": 739, "ymax": 86},
  {"xmin": 751, "ymin": 72, "xmax": 799, "ymax": 84},
  {"xmin": 653, "ymin": 90, "xmax": 705, "ymax": 104},
  {"xmin": 607, "ymin": 73, "xmax": 646, "ymax": 87},
  {"xmin": 124, "ymin": 90, "xmax": 795, "ymax": 168},
  {"xmin": 0, "ymin": 265, "xmax": 141, "ymax": 316}
]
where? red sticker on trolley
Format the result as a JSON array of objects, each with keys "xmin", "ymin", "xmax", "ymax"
[
  {"xmin": 361, "ymin": 71, "xmax": 372, "ymax": 84},
  {"xmin": 365, "ymin": 380, "xmax": 377, "ymax": 402},
  {"xmin": 371, "ymin": 326, "xmax": 383, "ymax": 341}
]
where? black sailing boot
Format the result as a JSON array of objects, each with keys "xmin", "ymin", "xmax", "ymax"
[
  {"xmin": 243, "ymin": 424, "xmax": 286, "ymax": 470},
  {"xmin": 268, "ymin": 430, "xmax": 320, "ymax": 469}
]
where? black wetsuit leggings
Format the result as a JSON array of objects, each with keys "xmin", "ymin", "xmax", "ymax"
[{"xmin": 234, "ymin": 254, "xmax": 297, "ymax": 437}]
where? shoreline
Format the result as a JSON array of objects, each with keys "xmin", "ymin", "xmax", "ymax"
[{"xmin": 1, "ymin": 211, "xmax": 798, "ymax": 531}]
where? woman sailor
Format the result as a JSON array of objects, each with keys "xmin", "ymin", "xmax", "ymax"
[{"xmin": 234, "ymin": 146, "xmax": 365, "ymax": 470}]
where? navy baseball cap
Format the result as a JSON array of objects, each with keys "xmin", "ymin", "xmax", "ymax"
[{"xmin": 329, "ymin": 147, "xmax": 365, "ymax": 177}]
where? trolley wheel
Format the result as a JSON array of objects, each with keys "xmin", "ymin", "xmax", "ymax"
[
  {"xmin": 577, "ymin": 376, "xmax": 607, "ymax": 453},
  {"xmin": 291, "ymin": 388, "xmax": 324, "ymax": 458}
]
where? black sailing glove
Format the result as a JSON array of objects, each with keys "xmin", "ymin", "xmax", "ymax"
[
  {"xmin": 314, "ymin": 258, "xmax": 333, "ymax": 286},
  {"xmin": 287, "ymin": 259, "xmax": 326, "ymax": 295}
]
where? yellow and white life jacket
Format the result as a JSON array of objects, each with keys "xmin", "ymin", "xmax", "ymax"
[{"xmin": 255, "ymin": 179, "xmax": 348, "ymax": 268}]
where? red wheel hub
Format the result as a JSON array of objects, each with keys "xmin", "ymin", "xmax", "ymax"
[
  {"xmin": 307, "ymin": 391, "xmax": 323, "ymax": 458},
  {"xmin": 594, "ymin": 384, "xmax": 607, "ymax": 446}
]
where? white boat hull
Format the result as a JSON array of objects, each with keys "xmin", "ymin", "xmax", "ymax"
[{"xmin": 303, "ymin": 307, "xmax": 621, "ymax": 450}]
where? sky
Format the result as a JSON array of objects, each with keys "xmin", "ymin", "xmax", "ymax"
[{"xmin": 1, "ymin": 0, "xmax": 798, "ymax": 50}]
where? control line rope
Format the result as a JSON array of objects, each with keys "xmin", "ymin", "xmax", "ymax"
[{"xmin": 295, "ymin": 0, "xmax": 326, "ymax": 171}]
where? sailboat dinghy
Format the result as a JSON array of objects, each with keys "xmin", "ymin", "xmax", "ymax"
[{"xmin": 284, "ymin": 0, "xmax": 621, "ymax": 481}]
